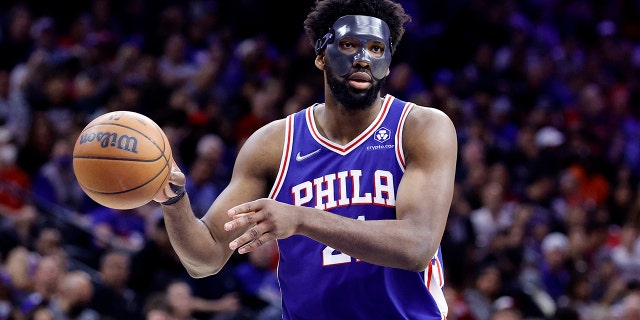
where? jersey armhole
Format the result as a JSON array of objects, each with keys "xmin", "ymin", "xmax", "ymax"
[
  {"xmin": 268, "ymin": 114, "xmax": 294, "ymax": 199},
  {"xmin": 395, "ymin": 102, "xmax": 413, "ymax": 171}
]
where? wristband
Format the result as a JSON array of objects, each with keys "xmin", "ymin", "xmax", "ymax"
[{"xmin": 161, "ymin": 183, "xmax": 186, "ymax": 205}]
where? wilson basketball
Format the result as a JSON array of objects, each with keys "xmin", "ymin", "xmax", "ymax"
[{"xmin": 73, "ymin": 111, "xmax": 172, "ymax": 210}]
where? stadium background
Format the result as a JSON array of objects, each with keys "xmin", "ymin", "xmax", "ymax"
[{"xmin": 1, "ymin": 0, "xmax": 640, "ymax": 319}]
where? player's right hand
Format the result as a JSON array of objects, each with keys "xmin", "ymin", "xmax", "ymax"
[
  {"xmin": 153, "ymin": 162, "xmax": 186, "ymax": 203},
  {"xmin": 225, "ymin": 198, "xmax": 302, "ymax": 254}
]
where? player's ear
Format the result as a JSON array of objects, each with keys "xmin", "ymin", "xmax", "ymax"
[{"xmin": 315, "ymin": 54, "xmax": 325, "ymax": 71}]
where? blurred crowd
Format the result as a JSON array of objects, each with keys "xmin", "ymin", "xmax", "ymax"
[{"xmin": 0, "ymin": 0, "xmax": 639, "ymax": 319}]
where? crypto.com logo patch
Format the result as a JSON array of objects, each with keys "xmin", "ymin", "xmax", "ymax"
[{"xmin": 374, "ymin": 127, "xmax": 391, "ymax": 143}]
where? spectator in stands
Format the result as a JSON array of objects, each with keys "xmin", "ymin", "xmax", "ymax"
[
  {"xmin": 185, "ymin": 134, "xmax": 228, "ymax": 218},
  {"xmin": 0, "ymin": 129, "xmax": 30, "ymax": 215},
  {"xmin": 47, "ymin": 271, "xmax": 98, "ymax": 320},
  {"xmin": 560, "ymin": 273, "xmax": 597, "ymax": 320},
  {"xmin": 441, "ymin": 183, "xmax": 476, "ymax": 290},
  {"xmin": 609, "ymin": 223, "xmax": 640, "ymax": 281},
  {"xmin": 0, "ymin": 69, "xmax": 30, "ymax": 146},
  {"xmin": 609, "ymin": 280, "xmax": 640, "ymax": 320},
  {"xmin": 463, "ymin": 264, "xmax": 504, "ymax": 320},
  {"xmin": 1, "ymin": 246, "xmax": 34, "ymax": 306},
  {"xmin": 32, "ymin": 227, "xmax": 64, "ymax": 258},
  {"xmin": 25, "ymin": 302, "xmax": 55, "ymax": 320},
  {"xmin": 470, "ymin": 181, "xmax": 517, "ymax": 260},
  {"xmin": 185, "ymin": 266, "xmax": 244, "ymax": 320},
  {"xmin": 175, "ymin": 276, "xmax": 247, "ymax": 320},
  {"xmin": 491, "ymin": 296, "xmax": 523, "ymax": 320},
  {"xmin": 129, "ymin": 218, "xmax": 186, "ymax": 307},
  {"xmin": 0, "ymin": 1, "xmax": 639, "ymax": 319},
  {"xmin": 31, "ymin": 135, "xmax": 93, "ymax": 212},
  {"xmin": 87, "ymin": 202, "xmax": 148, "ymax": 254},
  {"xmin": 158, "ymin": 33, "xmax": 198, "ymax": 90},
  {"xmin": 0, "ymin": 4, "xmax": 33, "ymax": 70},
  {"xmin": 590, "ymin": 253, "xmax": 628, "ymax": 313},
  {"xmin": 0, "ymin": 266, "xmax": 16, "ymax": 320},
  {"xmin": 165, "ymin": 280, "xmax": 198, "ymax": 320},
  {"xmin": 233, "ymin": 240, "xmax": 281, "ymax": 320},
  {"xmin": 443, "ymin": 286, "xmax": 473, "ymax": 320},
  {"xmin": 15, "ymin": 113, "xmax": 56, "ymax": 179},
  {"xmin": 384, "ymin": 61, "xmax": 429, "ymax": 106},
  {"xmin": 89, "ymin": 250, "xmax": 139, "ymax": 319},
  {"xmin": 19, "ymin": 254, "xmax": 66, "ymax": 316},
  {"xmin": 142, "ymin": 292, "xmax": 173, "ymax": 320},
  {"xmin": 0, "ymin": 204, "xmax": 38, "ymax": 254},
  {"xmin": 538, "ymin": 232, "xmax": 572, "ymax": 302}
]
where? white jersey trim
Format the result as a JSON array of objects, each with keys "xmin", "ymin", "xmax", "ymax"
[
  {"xmin": 305, "ymin": 95, "xmax": 394, "ymax": 156},
  {"xmin": 269, "ymin": 114, "xmax": 294, "ymax": 199},
  {"xmin": 425, "ymin": 248, "xmax": 448, "ymax": 319},
  {"xmin": 395, "ymin": 102, "xmax": 413, "ymax": 172}
]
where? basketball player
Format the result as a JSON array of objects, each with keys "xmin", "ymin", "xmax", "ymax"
[{"xmin": 155, "ymin": 0, "xmax": 457, "ymax": 318}]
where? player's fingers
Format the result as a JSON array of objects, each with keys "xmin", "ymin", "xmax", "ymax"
[
  {"xmin": 223, "ymin": 212, "xmax": 257, "ymax": 231},
  {"xmin": 233, "ymin": 232, "xmax": 276, "ymax": 254},
  {"xmin": 228, "ymin": 225, "xmax": 260, "ymax": 251},
  {"xmin": 169, "ymin": 170, "xmax": 186, "ymax": 186},
  {"xmin": 154, "ymin": 164, "xmax": 186, "ymax": 202},
  {"xmin": 153, "ymin": 182, "xmax": 174, "ymax": 202},
  {"xmin": 227, "ymin": 200, "xmax": 259, "ymax": 217}
]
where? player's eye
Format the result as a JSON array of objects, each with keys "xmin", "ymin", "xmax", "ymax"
[
  {"xmin": 340, "ymin": 41, "xmax": 355, "ymax": 50},
  {"xmin": 338, "ymin": 38, "xmax": 360, "ymax": 53},
  {"xmin": 368, "ymin": 43, "xmax": 385, "ymax": 57}
]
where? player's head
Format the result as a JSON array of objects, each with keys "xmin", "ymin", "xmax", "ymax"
[
  {"xmin": 304, "ymin": 0, "xmax": 410, "ymax": 109},
  {"xmin": 304, "ymin": 0, "xmax": 410, "ymax": 80}
]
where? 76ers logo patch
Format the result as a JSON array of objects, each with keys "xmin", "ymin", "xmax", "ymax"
[{"xmin": 374, "ymin": 127, "xmax": 391, "ymax": 143}]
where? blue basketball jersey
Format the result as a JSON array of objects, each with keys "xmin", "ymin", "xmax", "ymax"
[{"xmin": 268, "ymin": 95, "xmax": 448, "ymax": 319}]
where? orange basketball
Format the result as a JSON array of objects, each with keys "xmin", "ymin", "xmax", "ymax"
[{"xmin": 73, "ymin": 111, "xmax": 172, "ymax": 210}]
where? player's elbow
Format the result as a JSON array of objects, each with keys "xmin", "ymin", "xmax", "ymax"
[
  {"xmin": 398, "ymin": 253, "xmax": 430, "ymax": 272},
  {"xmin": 404, "ymin": 242, "xmax": 440, "ymax": 272},
  {"xmin": 185, "ymin": 267, "xmax": 218, "ymax": 279},
  {"xmin": 183, "ymin": 263, "xmax": 222, "ymax": 278},
  {"xmin": 386, "ymin": 249, "xmax": 431, "ymax": 272},
  {"xmin": 181, "ymin": 257, "xmax": 225, "ymax": 278}
]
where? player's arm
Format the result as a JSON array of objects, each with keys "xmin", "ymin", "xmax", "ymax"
[
  {"xmin": 305, "ymin": 106, "xmax": 457, "ymax": 271},
  {"xmin": 390, "ymin": 106, "xmax": 457, "ymax": 268},
  {"xmin": 226, "ymin": 107, "xmax": 457, "ymax": 272},
  {"xmin": 156, "ymin": 120, "xmax": 285, "ymax": 278}
]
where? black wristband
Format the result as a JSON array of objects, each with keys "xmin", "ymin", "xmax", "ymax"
[{"xmin": 161, "ymin": 183, "xmax": 186, "ymax": 206}]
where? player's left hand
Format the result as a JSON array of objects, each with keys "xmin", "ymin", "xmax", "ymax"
[{"xmin": 224, "ymin": 198, "xmax": 301, "ymax": 254}]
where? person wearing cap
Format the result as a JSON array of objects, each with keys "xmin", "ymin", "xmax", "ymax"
[{"xmin": 539, "ymin": 232, "xmax": 572, "ymax": 301}]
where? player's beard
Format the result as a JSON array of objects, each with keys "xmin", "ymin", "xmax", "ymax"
[{"xmin": 326, "ymin": 63, "xmax": 385, "ymax": 111}]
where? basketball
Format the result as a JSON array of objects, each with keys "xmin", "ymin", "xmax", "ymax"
[{"xmin": 73, "ymin": 111, "xmax": 173, "ymax": 210}]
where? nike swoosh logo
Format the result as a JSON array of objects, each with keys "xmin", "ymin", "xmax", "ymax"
[{"xmin": 296, "ymin": 149, "xmax": 321, "ymax": 161}]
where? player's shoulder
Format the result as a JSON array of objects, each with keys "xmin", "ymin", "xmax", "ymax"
[
  {"xmin": 401, "ymin": 103, "xmax": 458, "ymax": 161},
  {"xmin": 405, "ymin": 103, "xmax": 456, "ymax": 135}
]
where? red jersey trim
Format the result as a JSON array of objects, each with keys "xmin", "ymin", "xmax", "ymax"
[
  {"xmin": 306, "ymin": 95, "xmax": 394, "ymax": 155},
  {"xmin": 269, "ymin": 115, "xmax": 294, "ymax": 199},
  {"xmin": 395, "ymin": 102, "xmax": 413, "ymax": 171}
]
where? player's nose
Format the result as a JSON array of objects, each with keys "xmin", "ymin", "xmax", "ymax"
[{"xmin": 353, "ymin": 48, "xmax": 372, "ymax": 66}]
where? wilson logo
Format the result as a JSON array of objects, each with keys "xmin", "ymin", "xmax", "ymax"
[{"xmin": 79, "ymin": 131, "xmax": 139, "ymax": 153}]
